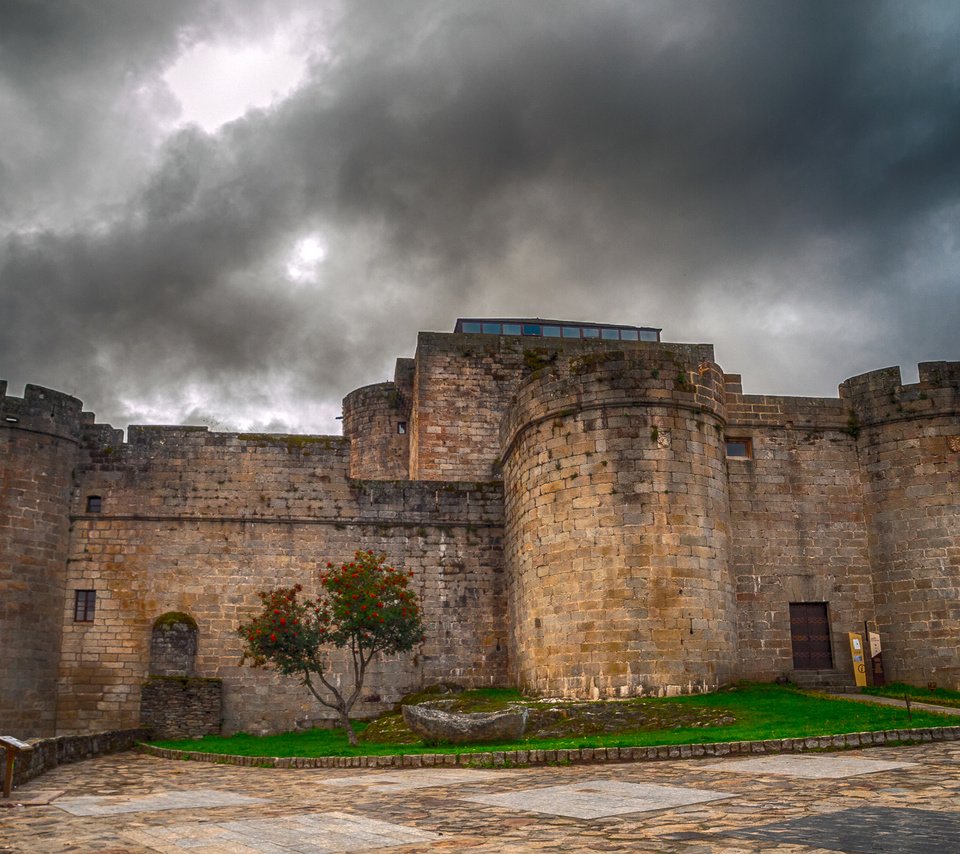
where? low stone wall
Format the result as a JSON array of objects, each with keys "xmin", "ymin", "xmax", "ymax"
[
  {"xmin": 140, "ymin": 677, "xmax": 222, "ymax": 739},
  {"xmin": 11, "ymin": 728, "xmax": 150, "ymax": 790},
  {"xmin": 140, "ymin": 724, "xmax": 960, "ymax": 769}
]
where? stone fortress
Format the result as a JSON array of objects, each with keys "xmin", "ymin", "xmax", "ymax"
[{"xmin": 2, "ymin": 318, "xmax": 958, "ymax": 739}]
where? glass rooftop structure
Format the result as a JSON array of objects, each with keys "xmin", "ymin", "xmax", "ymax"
[{"xmin": 453, "ymin": 318, "xmax": 661, "ymax": 342}]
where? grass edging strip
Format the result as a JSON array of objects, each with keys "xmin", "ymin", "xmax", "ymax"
[{"xmin": 138, "ymin": 723, "xmax": 960, "ymax": 769}]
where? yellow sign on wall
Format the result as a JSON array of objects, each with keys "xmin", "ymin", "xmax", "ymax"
[{"xmin": 848, "ymin": 632, "xmax": 868, "ymax": 687}]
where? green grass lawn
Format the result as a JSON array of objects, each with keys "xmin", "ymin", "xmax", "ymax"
[
  {"xmin": 149, "ymin": 684, "xmax": 954, "ymax": 758},
  {"xmin": 862, "ymin": 681, "xmax": 960, "ymax": 709}
]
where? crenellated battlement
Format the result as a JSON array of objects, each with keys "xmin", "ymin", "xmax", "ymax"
[
  {"xmin": 500, "ymin": 341, "xmax": 722, "ymax": 457},
  {"xmin": 840, "ymin": 361, "xmax": 960, "ymax": 426},
  {"xmin": 0, "ymin": 381, "xmax": 86, "ymax": 442}
]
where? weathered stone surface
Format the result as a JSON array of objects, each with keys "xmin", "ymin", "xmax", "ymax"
[
  {"xmin": 140, "ymin": 676, "xmax": 222, "ymax": 739},
  {"xmin": 2, "ymin": 329, "xmax": 958, "ymax": 741},
  {"xmin": 402, "ymin": 704, "xmax": 528, "ymax": 744}
]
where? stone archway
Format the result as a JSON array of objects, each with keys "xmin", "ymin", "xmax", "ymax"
[{"xmin": 140, "ymin": 612, "xmax": 221, "ymax": 739}]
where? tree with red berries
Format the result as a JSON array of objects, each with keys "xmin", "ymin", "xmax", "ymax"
[{"xmin": 238, "ymin": 550, "xmax": 424, "ymax": 745}]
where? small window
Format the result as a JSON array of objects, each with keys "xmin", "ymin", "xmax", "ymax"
[
  {"xmin": 481, "ymin": 322, "xmax": 501, "ymax": 334},
  {"xmin": 620, "ymin": 329, "xmax": 639, "ymax": 341},
  {"xmin": 522, "ymin": 323, "xmax": 541, "ymax": 336},
  {"xmin": 397, "ymin": 421, "xmax": 407, "ymax": 435},
  {"xmin": 639, "ymin": 329, "xmax": 659, "ymax": 342},
  {"xmin": 581, "ymin": 327, "xmax": 600, "ymax": 338},
  {"xmin": 601, "ymin": 328, "xmax": 620, "ymax": 340},
  {"xmin": 74, "ymin": 590, "xmax": 96, "ymax": 622},
  {"xmin": 461, "ymin": 321, "xmax": 482, "ymax": 333},
  {"xmin": 725, "ymin": 439, "xmax": 753, "ymax": 459},
  {"xmin": 562, "ymin": 326, "xmax": 580, "ymax": 338},
  {"xmin": 502, "ymin": 323, "xmax": 522, "ymax": 335},
  {"xmin": 542, "ymin": 325, "xmax": 562, "ymax": 337},
  {"xmin": 86, "ymin": 495, "xmax": 102, "ymax": 513}
]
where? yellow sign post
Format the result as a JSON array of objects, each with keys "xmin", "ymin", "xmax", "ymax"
[{"xmin": 848, "ymin": 632, "xmax": 868, "ymax": 687}]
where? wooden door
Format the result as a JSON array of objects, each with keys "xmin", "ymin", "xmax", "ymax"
[{"xmin": 789, "ymin": 602, "xmax": 833, "ymax": 670}]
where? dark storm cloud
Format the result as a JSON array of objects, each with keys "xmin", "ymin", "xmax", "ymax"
[{"xmin": 2, "ymin": 0, "xmax": 959, "ymax": 432}]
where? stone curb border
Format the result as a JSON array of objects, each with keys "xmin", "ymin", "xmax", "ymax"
[
  {"xmin": 10, "ymin": 728, "xmax": 152, "ymax": 791},
  {"xmin": 138, "ymin": 724, "xmax": 960, "ymax": 769}
]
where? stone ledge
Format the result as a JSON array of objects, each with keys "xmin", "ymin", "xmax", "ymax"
[
  {"xmin": 12, "ymin": 728, "xmax": 152, "ymax": 790},
  {"xmin": 136, "ymin": 724, "xmax": 960, "ymax": 769}
]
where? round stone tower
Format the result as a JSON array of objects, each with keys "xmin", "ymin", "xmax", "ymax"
[
  {"xmin": 0, "ymin": 382, "xmax": 83, "ymax": 736},
  {"xmin": 500, "ymin": 344, "xmax": 737, "ymax": 698},
  {"xmin": 342, "ymin": 382, "xmax": 410, "ymax": 479},
  {"xmin": 841, "ymin": 361, "xmax": 960, "ymax": 690}
]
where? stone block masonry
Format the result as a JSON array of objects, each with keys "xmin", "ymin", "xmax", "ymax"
[
  {"xmin": 724, "ymin": 388, "xmax": 874, "ymax": 683},
  {"xmin": 842, "ymin": 363, "xmax": 960, "ymax": 689},
  {"xmin": 59, "ymin": 429, "xmax": 505, "ymax": 735},
  {"xmin": 140, "ymin": 677, "xmax": 222, "ymax": 740},
  {"xmin": 1, "ymin": 383, "xmax": 84, "ymax": 737},
  {"xmin": 1, "ymin": 322, "xmax": 957, "ymax": 738},
  {"xmin": 501, "ymin": 345, "xmax": 736, "ymax": 698}
]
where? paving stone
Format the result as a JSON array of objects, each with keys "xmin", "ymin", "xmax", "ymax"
[
  {"xmin": 464, "ymin": 779, "xmax": 734, "ymax": 819},
  {"xmin": 700, "ymin": 755, "xmax": 916, "ymax": 779},
  {"xmin": 55, "ymin": 788, "xmax": 267, "ymax": 816},
  {"xmin": 126, "ymin": 812, "xmax": 440, "ymax": 853},
  {"xmin": 724, "ymin": 805, "xmax": 960, "ymax": 853},
  {"xmin": 317, "ymin": 769, "xmax": 507, "ymax": 791},
  {"xmin": 2, "ymin": 742, "xmax": 959, "ymax": 852}
]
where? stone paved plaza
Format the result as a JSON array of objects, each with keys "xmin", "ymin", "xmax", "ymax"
[{"xmin": 1, "ymin": 741, "xmax": 959, "ymax": 852}]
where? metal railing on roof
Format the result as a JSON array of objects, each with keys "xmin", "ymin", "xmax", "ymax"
[{"xmin": 453, "ymin": 318, "xmax": 660, "ymax": 342}]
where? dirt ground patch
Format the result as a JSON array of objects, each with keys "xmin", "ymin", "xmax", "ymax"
[{"xmin": 360, "ymin": 690, "xmax": 736, "ymax": 745}]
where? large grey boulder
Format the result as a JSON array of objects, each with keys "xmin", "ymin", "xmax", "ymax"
[{"xmin": 402, "ymin": 703, "xmax": 528, "ymax": 744}]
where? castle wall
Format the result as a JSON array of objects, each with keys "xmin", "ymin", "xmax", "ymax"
[
  {"xmin": 60, "ymin": 428, "xmax": 505, "ymax": 735},
  {"xmin": 501, "ymin": 345, "xmax": 738, "ymax": 698},
  {"xmin": 0, "ymin": 384, "xmax": 81, "ymax": 737},
  {"xmin": 408, "ymin": 332, "xmax": 686, "ymax": 482},
  {"xmin": 842, "ymin": 362, "xmax": 960, "ymax": 689},
  {"xmin": 723, "ymin": 384, "xmax": 876, "ymax": 683},
  {"xmin": 3, "ymin": 330, "xmax": 958, "ymax": 738},
  {"xmin": 409, "ymin": 333, "xmax": 530, "ymax": 480}
]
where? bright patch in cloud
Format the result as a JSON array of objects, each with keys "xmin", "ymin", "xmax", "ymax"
[
  {"xmin": 286, "ymin": 234, "xmax": 328, "ymax": 283},
  {"xmin": 164, "ymin": 33, "xmax": 306, "ymax": 131}
]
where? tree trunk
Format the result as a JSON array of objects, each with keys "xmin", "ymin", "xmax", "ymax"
[{"xmin": 340, "ymin": 711, "xmax": 358, "ymax": 746}]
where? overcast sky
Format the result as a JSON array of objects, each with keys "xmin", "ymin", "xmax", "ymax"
[{"xmin": 2, "ymin": 1, "xmax": 958, "ymax": 435}]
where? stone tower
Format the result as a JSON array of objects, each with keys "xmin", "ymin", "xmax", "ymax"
[
  {"xmin": 0, "ymin": 383, "xmax": 83, "ymax": 736},
  {"xmin": 841, "ymin": 362, "xmax": 960, "ymax": 688},
  {"xmin": 501, "ymin": 344, "xmax": 738, "ymax": 698}
]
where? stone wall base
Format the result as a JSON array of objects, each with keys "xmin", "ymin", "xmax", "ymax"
[
  {"xmin": 11, "ymin": 728, "xmax": 151, "ymax": 791},
  {"xmin": 140, "ymin": 677, "xmax": 222, "ymax": 740}
]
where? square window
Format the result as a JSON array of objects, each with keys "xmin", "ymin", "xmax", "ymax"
[
  {"xmin": 562, "ymin": 327, "xmax": 580, "ymax": 338},
  {"xmin": 74, "ymin": 590, "xmax": 96, "ymax": 622},
  {"xmin": 601, "ymin": 328, "xmax": 620, "ymax": 340},
  {"xmin": 461, "ymin": 321, "xmax": 482, "ymax": 333},
  {"xmin": 522, "ymin": 324, "xmax": 542, "ymax": 336},
  {"xmin": 725, "ymin": 439, "xmax": 753, "ymax": 459},
  {"xmin": 481, "ymin": 322, "xmax": 501, "ymax": 334},
  {"xmin": 581, "ymin": 327, "xmax": 600, "ymax": 338},
  {"xmin": 86, "ymin": 495, "xmax": 102, "ymax": 513},
  {"xmin": 502, "ymin": 323, "xmax": 522, "ymax": 335}
]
